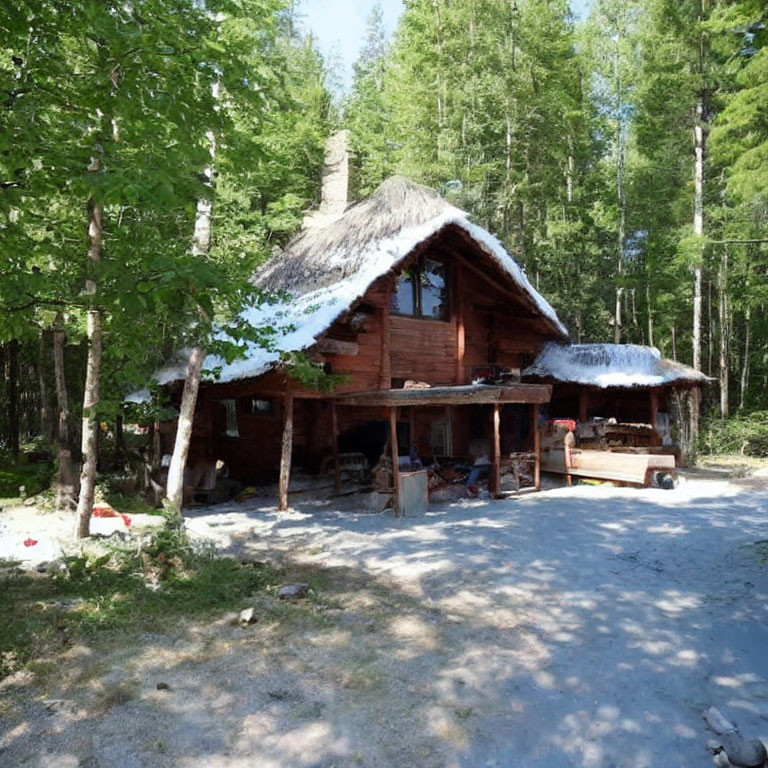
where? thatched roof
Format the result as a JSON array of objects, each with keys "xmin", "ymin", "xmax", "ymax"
[
  {"xmin": 255, "ymin": 177, "xmax": 476, "ymax": 293},
  {"xmin": 523, "ymin": 342, "xmax": 711, "ymax": 389},
  {"xmin": 127, "ymin": 177, "xmax": 567, "ymax": 401}
]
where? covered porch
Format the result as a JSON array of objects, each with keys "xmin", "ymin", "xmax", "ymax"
[{"xmin": 277, "ymin": 383, "xmax": 552, "ymax": 513}]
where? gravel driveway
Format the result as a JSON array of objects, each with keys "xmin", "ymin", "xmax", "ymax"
[{"xmin": 3, "ymin": 478, "xmax": 767, "ymax": 767}]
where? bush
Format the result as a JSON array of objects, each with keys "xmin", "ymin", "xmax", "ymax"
[
  {"xmin": 701, "ymin": 411, "xmax": 768, "ymax": 458},
  {"xmin": 0, "ymin": 525, "xmax": 280, "ymax": 680},
  {"xmin": 0, "ymin": 459, "xmax": 55, "ymax": 498}
]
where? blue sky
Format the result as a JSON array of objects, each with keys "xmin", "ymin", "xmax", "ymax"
[{"xmin": 299, "ymin": 0, "xmax": 594, "ymax": 93}]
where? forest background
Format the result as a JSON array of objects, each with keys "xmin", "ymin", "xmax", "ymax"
[{"xmin": 1, "ymin": 0, "xmax": 767, "ymax": 522}]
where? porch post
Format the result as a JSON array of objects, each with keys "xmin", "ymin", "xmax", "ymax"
[
  {"xmin": 331, "ymin": 401, "xmax": 341, "ymax": 493},
  {"xmin": 650, "ymin": 388, "xmax": 659, "ymax": 431},
  {"xmin": 455, "ymin": 262, "xmax": 466, "ymax": 384},
  {"xmin": 278, "ymin": 385, "xmax": 294, "ymax": 511},
  {"xmin": 389, "ymin": 406, "xmax": 401, "ymax": 516},
  {"xmin": 492, "ymin": 403, "xmax": 501, "ymax": 497},
  {"xmin": 531, "ymin": 403, "xmax": 541, "ymax": 491},
  {"xmin": 579, "ymin": 388, "xmax": 588, "ymax": 423}
]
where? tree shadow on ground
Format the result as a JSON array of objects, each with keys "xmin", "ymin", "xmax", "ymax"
[{"xmin": 1, "ymin": 480, "xmax": 767, "ymax": 768}]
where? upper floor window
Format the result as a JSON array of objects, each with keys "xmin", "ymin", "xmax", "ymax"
[{"xmin": 391, "ymin": 257, "xmax": 449, "ymax": 320}]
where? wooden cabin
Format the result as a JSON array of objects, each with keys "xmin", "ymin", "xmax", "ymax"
[{"xmin": 142, "ymin": 176, "xmax": 569, "ymax": 510}]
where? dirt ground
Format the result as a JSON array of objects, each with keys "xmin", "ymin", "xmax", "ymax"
[{"xmin": 2, "ymin": 475, "xmax": 768, "ymax": 767}]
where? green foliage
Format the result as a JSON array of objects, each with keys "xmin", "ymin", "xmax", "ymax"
[
  {"xmin": 0, "ymin": 454, "xmax": 55, "ymax": 498},
  {"xmin": 0, "ymin": 0, "xmax": 331, "ymax": 454},
  {"xmin": 0, "ymin": 527, "xmax": 281, "ymax": 680},
  {"xmin": 701, "ymin": 412, "xmax": 768, "ymax": 457}
]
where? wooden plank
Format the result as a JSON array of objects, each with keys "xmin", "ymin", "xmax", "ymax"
[
  {"xmin": 330, "ymin": 401, "xmax": 341, "ymax": 492},
  {"xmin": 650, "ymin": 388, "xmax": 659, "ymax": 430},
  {"xmin": 455, "ymin": 261, "xmax": 466, "ymax": 384},
  {"xmin": 542, "ymin": 448, "xmax": 675, "ymax": 486},
  {"xmin": 532, "ymin": 403, "xmax": 541, "ymax": 491},
  {"xmin": 335, "ymin": 383, "xmax": 552, "ymax": 407},
  {"xmin": 492, "ymin": 403, "xmax": 501, "ymax": 497},
  {"xmin": 389, "ymin": 406, "xmax": 401, "ymax": 517},
  {"xmin": 579, "ymin": 388, "xmax": 588, "ymax": 423},
  {"xmin": 306, "ymin": 399, "xmax": 317, "ymax": 474},
  {"xmin": 380, "ymin": 281, "xmax": 392, "ymax": 389},
  {"xmin": 278, "ymin": 385, "xmax": 293, "ymax": 511},
  {"xmin": 316, "ymin": 338, "xmax": 359, "ymax": 356}
]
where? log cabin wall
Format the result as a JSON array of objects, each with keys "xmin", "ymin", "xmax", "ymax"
[{"xmin": 310, "ymin": 233, "xmax": 555, "ymax": 393}]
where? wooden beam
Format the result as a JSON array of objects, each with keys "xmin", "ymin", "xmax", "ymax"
[
  {"xmin": 579, "ymin": 388, "xmax": 588, "ymax": 423},
  {"xmin": 449, "ymin": 247, "xmax": 563, "ymax": 338},
  {"xmin": 316, "ymin": 338, "xmax": 359, "ymax": 356},
  {"xmin": 380, "ymin": 281, "xmax": 392, "ymax": 389},
  {"xmin": 532, "ymin": 403, "xmax": 541, "ymax": 491},
  {"xmin": 330, "ymin": 401, "xmax": 341, "ymax": 493},
  {"xmin": 492, "ymin": 403, "xmax": 501, "ymax": 497},
  {"xmin": 455, "ymin": 261, "xmax": 466, "ymax": 384},
  {"xmin": 389, "ymin": 406, "xmax": 401, "ymax": 516},
  {"xmin": 278, "ymin": 385, "xmax": 294, "ymax": 511},
  {"xmin": 650, "ymin": 388, "xmax": 659, "ymax": 431},
  {"xmin": 335, "ymin": 383, "xmax": 552, "ymax": 407}
]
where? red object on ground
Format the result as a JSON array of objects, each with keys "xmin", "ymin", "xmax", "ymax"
[
  {"xmin": 92, "ymin": 505, "xmax": 118, "ymax": 518},
  {"xmin": 23, "ymin": 538, "xmax": 37, "ymax": 547},
  {"xmin": 120, "ymin": 514, "xmax": 132, "ymax": 528}
]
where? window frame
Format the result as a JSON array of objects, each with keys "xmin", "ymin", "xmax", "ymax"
[{"xmin": 391, "ymin": 255, "xmax": 450, "ymax": 321}]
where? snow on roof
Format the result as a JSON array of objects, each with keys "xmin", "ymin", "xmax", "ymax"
[
  {"xmin": 523, "ymin": 342, "xmax": 711, "ymax": 389},
  {"xmin": 128, "ymin": 178, "xmax": 567, "ymax": 402}
]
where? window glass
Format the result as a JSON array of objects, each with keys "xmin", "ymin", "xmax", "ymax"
[
  {"xmin": 251, "ymin": 398, "xmax": 274, "ymax": 416},
  {"xmin": 420, "ymin": 259, "xmax": 448, "ymax": 319},
  {"xmin": 391, "ymin": 269, "xmax": 416, "ymax": 315},
  {"xmin": 223, "ymin": 399, "xmax": 239, "ymax": 437}
]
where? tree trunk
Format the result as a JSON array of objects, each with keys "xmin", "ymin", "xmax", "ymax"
[
  {"xmin": 278, "ymin": 386, "xmax": 294, "ymax": 511},
  {"xmin": 75, "ymin": 199, "xmax": 103, "ymax": 538},
  {"xmin": 115, "ymin": 413, "xmax": 124, "ymax": 467},
  {"xmin": 8, "ymin": 339, "xmax": 20, "ymax": 462},
  {"xmin": 739, "ymin": 305, "xmax": 750, "ymax": 411},
  {"xmin": 718, "ymin": 246, "xmax": 729, "ymax": 418},
  {"xmin": 38, "ymin": 331, "xmax": 54, "ymax": 442},
  {"xmin": 614, "ymin": 26, "xmax": 626, "ymax": 344},
  {"xmin": 53, "ymin": 315, "xmax": 77, "ymax": 510},
  {"xmin": 688, "ymin": 90, "xmax": 707, "ymax": 460},
  {"xmin": 707, "ymin": 278, "xmax": 713, "ymax": 376},
  {"xmin": 163, "ymin": 120, "xmax": 216, "ymax": 513},
  {"xmin": 646, "ymin": 282, "xmax": 654, "ymax": 347},
  {"xmin": 164, "ymin": 346, "xmax": 205, "ymax": 513},
  {"xmin": 671, "ymin": 323, "xmax": 677, "ymax": 361}
]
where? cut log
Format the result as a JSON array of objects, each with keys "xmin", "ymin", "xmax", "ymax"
[
  {"xmin": 492, "ymin": 403, "xmax": 501, "ymax": 497},
  {"xmin": 316, "ymin": 338, "xmax": 359, "ymax": 356},
  {"xmin": 532, "ymin": 403, "xmax": 541, "ymax": 490}
]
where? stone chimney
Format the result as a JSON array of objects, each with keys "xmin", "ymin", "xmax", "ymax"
[{"xmin": 304, "ymin": 130, "xmax": 349, "ymax": 228}]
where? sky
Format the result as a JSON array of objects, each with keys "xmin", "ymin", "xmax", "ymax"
[{"xmin": 300, "ymin": 0, "xmax": 594, "ymax": 94}]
